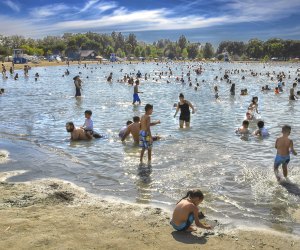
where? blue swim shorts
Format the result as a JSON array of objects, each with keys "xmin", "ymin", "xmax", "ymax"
[
  {"xmin": 139, "ymin": 130, "xmax": 152, "ymax": 149},
  {"xmin": 133, "ymin": 93, "xmax": 140, "ymax": 103},
  {"xmin": 274, "ymin": 154, "xmax": 290, "ymax": 169},
  {"xmin": 170, "ymin": 213, "xmax": 194, "ymax": 231}
]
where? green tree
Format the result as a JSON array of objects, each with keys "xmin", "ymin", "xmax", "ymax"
[
  {"xmin": 116, "ymin": 48, "xmax": 125, "ymax": 58},
  {"xmin": 127, "ymin": 33, "xmax": 137, "ymax": 51},
  {"xmin": 246, "ymin": 39, "xmax": 264, "ymax": 59},
  {"xmin": 181, "ymin": 48, "xmax": 188, "ymax": 59},
  {"xmin": 178, "ymin": 35, "xmax": 187, "ymax": 50},
  {"xmin": 202, "ymin": 43, "xmax": 214, "ymax": 59},
  {"xmin": 134, "ymin": 46, "xmax": 141, "ymax": 57},
  {"xmin": 105, "ymin": 45, "xmax": 114, "ymax": 57},
  {"xmin": 125, "ymin": 43, "xmax": 133, "ymax": 55},
  {"xmin": 187, "ymin": 43, "xmax": 200, "ymax": 59}
]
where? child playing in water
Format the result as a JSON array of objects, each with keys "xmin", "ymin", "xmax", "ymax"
[
  {"xmin": 139, "ymin": 104, "xmax": 160, "ymax": 165},
  {"xmin": 236, "ymin": 120, "xmax": 250, "ymax": 134},
  {"xmin": 254, "ymin": 120, "xmax": 269, "ymax": 137},
  {"xmin": 274, "ymin": 125, "xmax": 297, "ymax": 181},
  {"xmin": 248, "ymin": 96, "xmax": 259, "ymax": 116},
  {"xmin": 133, "ymin": 80, "xmax": 143, "ymax": 105},
  {"xmin": 119, "ymin": 120, "xmax": 133, "ymax": 139},
  {"xmin": 170, "ymin": 189, "xmax": 212, "ymax": 231}
]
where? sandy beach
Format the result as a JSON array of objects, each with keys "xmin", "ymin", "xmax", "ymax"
[{"xmin": 0, "ymin": 171, "xmax": 299, "ymax": 250}]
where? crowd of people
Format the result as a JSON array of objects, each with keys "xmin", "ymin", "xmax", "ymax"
[{"xmin": 2, "ymin": 60, "xmax": 300, "ymax": 232}]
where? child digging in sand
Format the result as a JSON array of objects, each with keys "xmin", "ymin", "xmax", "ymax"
[
  {"xmin": 274, "ymin": 125, "xmax": 297, "ymax": 182},
  {"xmin": 170, "ymin": 189, "xmax": 212, "ymax": 231}
]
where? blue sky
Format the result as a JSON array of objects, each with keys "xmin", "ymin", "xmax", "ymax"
[{"xmin": 0, "ymin": 0, "xmax": 299, "ymax": 44}]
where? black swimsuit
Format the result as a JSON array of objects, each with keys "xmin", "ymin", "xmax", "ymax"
[{"xmin": 179, "ymin": 101, "xmax": 190, "ymax": 122}]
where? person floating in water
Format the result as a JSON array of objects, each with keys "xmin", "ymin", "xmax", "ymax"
[
  {"xmin": 170, "ymin": 189, "xmax": 212, "ymax": 231},
  {"xmin": 139, "ymin": 104, "xmax": 160, "ymax": 165},
  {"xmin": 66, "ymin": 121, "xmax": 101, "ymax": 140},
  {"xmin": 174, "ymin": 93, "xmax": 195, "ymax": 128},
  {"xmin": 66, "ymin": 122, "xmax": 93, "ymax": 140},
  {"xmin": 274, "ymin": 125, "xmax": 297, "ymax": 182}
]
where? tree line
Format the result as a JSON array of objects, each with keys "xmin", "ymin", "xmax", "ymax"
[{"xmin": 0, "ymin": 32, "xmax": 299, "ymax": 61}]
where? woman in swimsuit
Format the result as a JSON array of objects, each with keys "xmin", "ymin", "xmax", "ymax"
[{"xmin": 174, "ymin": 93, "xmax": 195, "ymax": 128}]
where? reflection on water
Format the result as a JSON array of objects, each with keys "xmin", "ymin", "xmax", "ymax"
[{"xmin": 1, "ymin": 62, "xmax": 300, "ymax": 234}]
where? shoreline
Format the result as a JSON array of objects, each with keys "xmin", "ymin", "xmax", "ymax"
[
  {"xmin": 1, "ymin": 171, "xmax": 300, "ymax": 249},
  {"xmin": 3, "ymin": 59, "xmax": 300, "ymax": 71}
]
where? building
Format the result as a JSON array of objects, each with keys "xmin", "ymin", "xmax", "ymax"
[{"xmin": 79, "ymin": 50, "xmax": 98, "ymax": 60}]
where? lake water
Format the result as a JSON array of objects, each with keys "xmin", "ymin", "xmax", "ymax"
[{"xmin": 1, "ymin": 61, "xmax": 300, "ymax": 234}]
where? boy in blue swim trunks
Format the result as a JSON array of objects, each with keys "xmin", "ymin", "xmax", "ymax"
[
  {"xmin": 139, "ymin": 104, "xmax": 160, "ymax": 165},
  {"xmin": 133, "ymin": 80, "xmax": 143, "ymax": 105},
  {"xmin": 274, "ymin": 125, "xmax": 297, "ymax": 181}
]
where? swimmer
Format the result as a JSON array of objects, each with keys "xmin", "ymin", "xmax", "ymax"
[
  {"xmin": 236, "ymin": 120, "xmax": 250, "ymax": 134},
  {"xmin": 119, "ymin": 120, "xmax": 133, "ymax": 139},
  {"xmin": 66, "ymin": 122, "xmax": 93, "ymax": 140},
  {"xmin": 245, "ymin": 112, "xmax": 253, "ymax": 121},
  {"xmin": 289, "ymin": 82, "xmax": 297, "ymax": 100},
  {"xmin": 248, "ymin": 96, "xmax": 259, "ymax": 115},
  {"xmin": 274, "ymin": 125, "xmax": 297, "ymax": 181},
  {"xmin": 230, "ymin": 83, "xmax": 235, "ymax": 95},
  {"xmin": 214, "ymin": 86, "xmax": 219, "ymax": 99},
  {"xmin": 254, "ymin": 121, "xmax": 269, "ymax": 137},
  {"xmin": 174, "ymin": 93, "xmax": 195, "ymax": 128},
  {"xmin": 139, "ymin": 104, "xmax": 160, "ymax": 165},
  {"xmin": 170, "ymin": 189, "xmax": 212, "ymax": 231},
  {"xmin": 132, "ymin": 80, "xmax": 143, "ymax": 105},
  {"xmin": 73, "ymin": 75, "xmax": 82, "ymax": 97}
]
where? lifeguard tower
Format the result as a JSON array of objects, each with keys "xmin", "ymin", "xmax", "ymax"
[
  {"xmin": 223, "ymin": 51, "xmax": 229, "ymax": 62},
  {"xmin": 13, "ymin": 49, "xmax": 27, "ymax": 64}
]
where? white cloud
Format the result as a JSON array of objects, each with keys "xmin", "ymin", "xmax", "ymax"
[
  {"xmin": 223, "ymin": 0, "xmax": 300, "ymax": 21},
  {"xmin": 29, "ymin": 4, "xmax": 69, "ymax": 18},
  {"xmin": 96, "ymin": 1, "xmax": 118, "ymax": 13},
  {"xmin": 80, "ymin": 0, "xmax": 100, "ymax": 13},
  {"xmin": 0, "ymin": 0, "xmax": 300, "ymax": 39},
  {"xmin": 2, "ymin": 0, "xmax": 20, "ymax": 12},
  {"xmin": 0, "ymin": 15, "xmax": 41, "ymax": 37},
  {"xmin": 53, "ymin": 8, "xmax": 230, "ymax": 32}
]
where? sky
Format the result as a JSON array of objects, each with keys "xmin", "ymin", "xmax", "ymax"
[{"xmin": 0, "ymin": 0, "xmax": 300, "ymax": 45}]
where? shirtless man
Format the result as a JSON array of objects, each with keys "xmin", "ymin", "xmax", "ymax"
[{"xmin": 66, "ymin": 122, "xmax": 92, "ymax": 140}]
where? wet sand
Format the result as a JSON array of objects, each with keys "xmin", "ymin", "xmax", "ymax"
[{"xmin": 0, "ymin": 171, "xmax": 299, "ymax": 250}]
